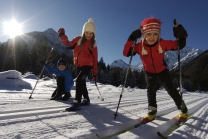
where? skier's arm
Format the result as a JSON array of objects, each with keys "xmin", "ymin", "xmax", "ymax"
[
  {"xmin": 58, "ymin": 28, "xmax": 81, "ymax": 49},
  {"xmin": 44, "ymin": 65, "xmax": 59, "ymax": 74},
  {"xmin": 123, "ymin": 41, "xmax": 136, "ymax": 57},
  {"xmin": 173, "ymin": 20, "xmax": 188, "ymax": 50},
  {"xmin": 163, "ymin": 21, "xmax": 188, "ymax": 51},
  {"xmin": 123, "ymin": 27, "xmax": 142, "ymax": 57}
]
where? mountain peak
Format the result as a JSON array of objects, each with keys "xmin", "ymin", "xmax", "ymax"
[
  {"xmin": 44, "ymin": 28, "xmax": 56, "ymax": 32},
  {"xmin": 110, "ymin": 59, "xmax": 128, "ymax": 69}
]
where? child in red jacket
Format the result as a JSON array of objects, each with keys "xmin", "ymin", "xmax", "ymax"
[
  {"xmin": 123, "ymin": 17, "xmax": 188, "ymax": 123},
  {"xmin": 58, "ymin": 18, "xmax": 98, "ymax": 111}
]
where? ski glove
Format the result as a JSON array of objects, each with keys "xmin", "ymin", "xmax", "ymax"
[
  {"xmin": 128, "ymin": 29, "xmax": 141, "ymax": 41},
  {"xmin": 127, "ymin": 47, "xmax": 136, "ymax": 57},
  {"xmin": 173, "ymin": 24, "xmax": 188, "ymax": 39},
  {"xmin": 58, "ymin": 28, "xmax": 65, "ymax": 37},
  {"xmin": 92, "ymin": 75, "xmax": 97, "ymax": 81}
]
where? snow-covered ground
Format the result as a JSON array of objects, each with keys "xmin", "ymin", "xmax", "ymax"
[{"xmin": 0, "ymin": 70, "xmax": 207, "ymax": 139}]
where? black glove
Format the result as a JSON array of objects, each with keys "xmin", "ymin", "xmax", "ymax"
[
  {"xmin": 173, "ymin": 24, "xmax": 188, "ymax": 38},
  {"xmin": 127, "ymin": 47, "xmax": 136, "ymax": 57},
  {"xmin": 128, "ymin": 29, "xmax": 141, "ymax": 41},
  {"xmin": 58, "ymin": 28, "xmax": 65, "ymax": 37}
]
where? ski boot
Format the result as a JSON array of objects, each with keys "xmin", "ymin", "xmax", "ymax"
[
  {"xmin": 81, "ymin": 99, "xmax": 90, "ymax": 106},
  {"xmin": 141, "ymin": 106, "xmax": 157, "ymax": 124},
  {"xmin": 177, "ymin": 100, "xmax": 188, "ymax": 123},
  {"xmin": 62, "ymin": 93, "xmax": 71, "ymax": 101},
  {"xmin": 65, "ymin": 100, "xmax": 81, "ymax": 111}
]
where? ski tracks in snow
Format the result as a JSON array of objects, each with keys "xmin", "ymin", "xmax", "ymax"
[{"xmin": 0, "ymin": 92, "xmax": 207, "ymax": 138}]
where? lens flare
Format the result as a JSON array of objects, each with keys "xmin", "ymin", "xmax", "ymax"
[{"xmin": 3, "ymin": 19, "xmax": 23, "ymax": 38}]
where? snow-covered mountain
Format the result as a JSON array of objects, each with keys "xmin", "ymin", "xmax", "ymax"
[
  {"xmin": 110, "ymin": 47, "xmax": 204, "ymax": 71},
  {"xmin": 1, "ymin": 29, "xmax": 204, "ymax": 71},
  {"xmin": 165, "ymin": 47, "xmax": 203, "ymax": 71},
  {"xmin": 5, "ymin": 28, "xmax": 71, "ymax": 55},
  {"xmin": 109, "ymin": 59, "xmax": 129, "ymax": 69}
]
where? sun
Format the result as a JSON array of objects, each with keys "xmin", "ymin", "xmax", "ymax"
[{"xmin": 3, "ymin": 19, "xmax": 23, "ymax": 38}]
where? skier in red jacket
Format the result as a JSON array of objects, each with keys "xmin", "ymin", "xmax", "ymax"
[
  {"xmin": 123, "ymin": 17, "xmax": 188, "ymax": 123},
  {"xmin": 58, "ymin": 18, "xmax": 98, "ymax": 111}
]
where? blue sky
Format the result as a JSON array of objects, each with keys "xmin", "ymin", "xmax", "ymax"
[{"xmin": 0, "ymin": 0, "xmax": 208, "ymax": 65}]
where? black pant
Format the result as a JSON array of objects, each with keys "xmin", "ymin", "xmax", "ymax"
[
  {"xmin": 51, "ymin": 76, "xmax": 65, "ymax": 98},
  {"xmin": 75, "ymin": 66, "xmax": 92, "ymax": 102},
  {"xmin": 145, "ymin": 69, "xmax": 182, "ymax": 109}
]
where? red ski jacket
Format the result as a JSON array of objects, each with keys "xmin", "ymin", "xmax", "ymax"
[
  {"xmin": 60, "ymin": 35, "xmax": 98, "ymax": 75},
  {"xmin": 123, "ymin": 38, "xmax": 178, "ymax": 73}
]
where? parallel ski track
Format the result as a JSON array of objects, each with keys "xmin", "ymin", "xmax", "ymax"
[
  {"xmin": 0, "ymin": 94, "xmax": 204, "ymax": 122},
  {"xmin": 0, "ymin": 93, "xmax": 207, "ymax": 139},
  {"xmin": 109, "ymin": 98, "xmax": 208, "ymax": 139}
]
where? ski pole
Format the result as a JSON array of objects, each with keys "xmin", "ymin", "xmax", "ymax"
[
  {"xmin": 29, "ymin": 37, "xmax": 59, "ymax": 99},
  {"xmin": 73, "ymin": 70, "xmax": 82, "ymax": 82},
  {"xmin": 114, "ymin": 39, "xmax": 137, "ymax": 120},
  {"xmin": 95, "ymin": 81, "xmax": 104, "ymax": 101},
  {"xmin": 173, "ymin": 19, "xmax": 183, "ymax": 96},
  {"xmin": 174, "ymin": 19, "xmax": 186, "ymax": 109},
  {"xmin": 174, "ymin": 19, "xmax": 183, "ymax": 94}
]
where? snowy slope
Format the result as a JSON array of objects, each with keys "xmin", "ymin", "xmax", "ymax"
[{"xmin": 0, "ymin": 70, "xmax": 208, "ymax": 139}]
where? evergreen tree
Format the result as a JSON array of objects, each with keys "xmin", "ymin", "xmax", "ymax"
[
  {"xmin": 125, "ymin": 68, "xmax": 133, "ymax": 87},
  {"xmin": 98, "ymin": 57, "xmax": 106, "ymax": 71},
  {"xmin": 97, "ymin": 57, "xmax": 107, "ymax": 84},
  {"xmin": 110, "ymin": 67, "xmax": 123, "ymax": 87},
  {"xmin": 138, "ymin": 70, "xmax": 146, "ymax": 89},
  {"xmin": 132, "ymin": 70, "xmax": 140, "ymax": 88}
]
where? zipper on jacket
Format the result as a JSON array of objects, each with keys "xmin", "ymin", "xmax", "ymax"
[{"xmin": 150, "ymin": 47, "xmax": 156, "ymax": 73}]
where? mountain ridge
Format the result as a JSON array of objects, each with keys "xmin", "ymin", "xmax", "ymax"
[{"xmin": 1, "ymin": 28, "xmax": 204, "ymax": 72}]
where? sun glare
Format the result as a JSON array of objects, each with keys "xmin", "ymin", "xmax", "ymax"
[{"xmin": 3, "ymin": 19, "xmax": 23, "ymax": 38}]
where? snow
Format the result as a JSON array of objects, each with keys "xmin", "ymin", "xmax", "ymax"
[{"xmin": 0, "ymin": 70, "xmax": 207, "ymax": 139}]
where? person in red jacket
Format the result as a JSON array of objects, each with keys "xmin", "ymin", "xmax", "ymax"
[
  {"xmin": 123, "ymin": 17, "xmax": 188, "ymax": 123},
  {"xmin": 58, "ymin": 18, "xmax": 98, "ymax": 111}
]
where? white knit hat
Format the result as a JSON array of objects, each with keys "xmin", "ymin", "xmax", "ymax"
[{"xmin": 82, "ymin": 18, "xmax": 96, "ymax": 35}]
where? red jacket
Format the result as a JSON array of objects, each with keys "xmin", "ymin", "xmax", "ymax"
[
  {"xmin": 60, "ymin": 35, "xmax": 98, "ymax": 75},
  {"xmin": 123, "ymin": 38, "xmax": 178, "ymax": 73}
]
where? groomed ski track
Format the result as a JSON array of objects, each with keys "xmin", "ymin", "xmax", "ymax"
[{"xmin": 0, "ymin": 89, "xmax": 207, "ymax": 139}]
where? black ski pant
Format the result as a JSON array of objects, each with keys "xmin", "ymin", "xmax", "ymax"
[
  {"xmin": 51, "ymin": 76, "xmax": 65, "ymax": 98},
  {"xmin": 145, "ymin": 69, "xmax": 182, "ymax": 109},
  {"xmin": 75, "ymin": 66, "xmax": 92, "ymax": 102}
]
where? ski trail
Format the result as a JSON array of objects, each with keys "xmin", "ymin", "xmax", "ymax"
[{"xmin": 112, "ymin": 97, "xmax": 208, "ymax": 139}]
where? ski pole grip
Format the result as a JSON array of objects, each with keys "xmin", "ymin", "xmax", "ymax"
[
  {"xmin": 174, "ymin": 19, "xmax": 176, "ymax": 25},
  {"xmin": 173, "ymin": 19, "xmax": 178, "ymax": 28}
]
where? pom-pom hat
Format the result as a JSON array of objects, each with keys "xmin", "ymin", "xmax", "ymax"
[
  {"xmin": 141, "ymin": 17, "xmax": 163, "ymax": 55},
  {"xmin": 82, "ymin": 18, "xmax": 96, "ymax": 35},
  {"xmin": 142, "ymin": 17, "xmax": 162, "ymax": 35}
]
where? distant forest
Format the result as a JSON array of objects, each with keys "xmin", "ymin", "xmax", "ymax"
[{"xmin": 0, "ymin": 40, "xmax": 207, "ymax": 91}]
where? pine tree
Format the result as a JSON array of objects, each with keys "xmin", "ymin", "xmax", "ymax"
[
  {"xmin": 98, "ymin": 57, "xmax": 107, "ymax": 83},
  {"xmin": 110, "ymin": 67, "xmax": 123, "ymax": 87}
]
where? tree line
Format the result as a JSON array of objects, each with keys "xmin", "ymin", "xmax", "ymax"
[{"xmin": 0, "ymin": 40, "xmax": 207, "ymax": 91}]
